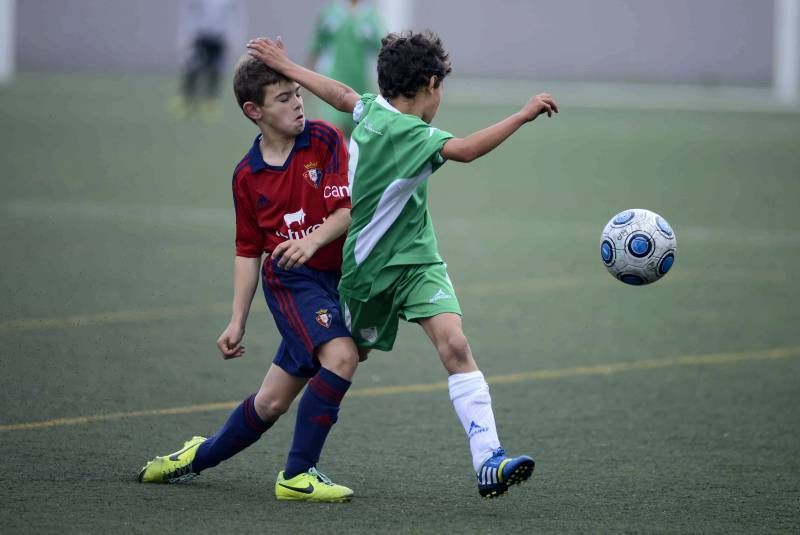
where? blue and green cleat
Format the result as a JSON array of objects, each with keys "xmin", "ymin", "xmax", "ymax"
[{"xmin": 477, "ymin": 447, "xmax": 535, "ymax": 498}]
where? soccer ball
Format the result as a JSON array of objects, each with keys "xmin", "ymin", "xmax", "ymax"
[{"xmin": 600, "ymin": 208, "xmax": 676, "ymax": 285}]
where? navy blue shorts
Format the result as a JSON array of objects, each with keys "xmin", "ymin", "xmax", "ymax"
[{"xmin": 261, "ymin": 257, "xmax": 351, "ymax": 378}]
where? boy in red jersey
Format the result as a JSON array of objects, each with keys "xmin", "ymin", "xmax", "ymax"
[
  {"xmin": 247, "ymin": 33, "xmax": 557, "ymax": 499},
  {"xmin": 138, "ymin": 55, "xmax": 361, "ymax": 503}
]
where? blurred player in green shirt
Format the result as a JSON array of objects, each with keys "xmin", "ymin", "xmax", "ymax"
[
  {"xmin": 249, "ymin": 31, "xmax": 558, "ymax": 499},
  {"xmin": 308, "ymin": 0, "xmax": 383, "ymax": 135}
]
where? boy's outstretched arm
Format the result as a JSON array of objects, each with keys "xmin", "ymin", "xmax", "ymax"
[
  {"xmin": 247, "ymin": 37, "xmax": 360, "ymax": 114},
  {"xmin": 441, "ymin": 93, "xmax": 559, "ymax": 163}
]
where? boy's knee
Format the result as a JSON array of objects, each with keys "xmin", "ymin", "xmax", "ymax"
[
  {"xmin": 254, "ymin": 392, "xmax": 290, "ymax": 422},
  {"xmin": 317, "ymin": 338, "xmax": 359, "ymax": 380},
  {"xmin": 437, "ymin": 331, "xmax": 471, "ymax": 365}
]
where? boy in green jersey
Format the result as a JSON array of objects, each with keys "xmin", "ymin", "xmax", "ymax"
[{"xmin": 248, "ymin": 31, "xmax": 558, "ymax": 498}]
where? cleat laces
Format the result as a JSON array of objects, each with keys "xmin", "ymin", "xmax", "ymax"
[
  {"xmin": 490, "ymin": 447, "xmax": 506, "ymax": 459},
  {"xmin": 308, "ymin": 467, "xmax": 334, "ymax": 486}
]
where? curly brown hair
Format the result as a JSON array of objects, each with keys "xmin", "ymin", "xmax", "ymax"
[{"xmin": 377, "ymin": 30, "xmax": 452, "ymax": 99}]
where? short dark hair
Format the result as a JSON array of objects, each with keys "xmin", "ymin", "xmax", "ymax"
[
  {"xmin": 377, "ymin": 30, "xmax": 452, "ymax": 99},
  {"xmin": 232, "ymin": 55, "xmax": 290, "ymax": 116}
]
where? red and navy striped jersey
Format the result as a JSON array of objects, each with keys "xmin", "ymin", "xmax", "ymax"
[{"xmin": 232, "ymin": 120, "xmax": 351, "ymax": 271}]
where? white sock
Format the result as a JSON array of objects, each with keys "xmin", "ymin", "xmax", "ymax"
[{"xmin": 448, "ymin": 370, "xmax": 501, "ymax": 473}]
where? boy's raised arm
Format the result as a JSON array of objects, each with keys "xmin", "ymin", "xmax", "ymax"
[
  {"xmin": 441, "ymin": 93, "xmax": 558, "ymax": 163},
  {"xmin": 247, "ymin": 37, "xmax": 360, "ymax": 114}
]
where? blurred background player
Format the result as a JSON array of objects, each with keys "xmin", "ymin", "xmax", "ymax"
[
  {"xmin": 170, "ymin": 0, "xmax": 246, "ymax": 121},
  {"xmin": 140, "ymin": 54, "xmax": 362, "ymax": 503},
  {"xmin": 307, "ymin": 0, "xmax": 384, "ymax": 135},
  {"xmin": 248, "ymin": 32, "xmax": 557, "ymax": 499}
]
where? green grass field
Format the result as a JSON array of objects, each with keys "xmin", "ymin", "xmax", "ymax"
[{"xmin": 1, "ymin": 73, "xmax": 799, "ymax": 533}]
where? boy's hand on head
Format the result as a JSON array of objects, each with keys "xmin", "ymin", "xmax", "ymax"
[
  {"xmin": 247, "ymin": 36, "xmax": 291, "ymax": 69},
  {"xmin": 217, "ymin": 323, "xmax": 246, "ymax": 360},
  {"xmin": 271, "ymin": 236, "xmax": 321, "ymax": 270},
  {"xmin": 520, "ymin": 93, "xmax": 559, "ymax": 122}
]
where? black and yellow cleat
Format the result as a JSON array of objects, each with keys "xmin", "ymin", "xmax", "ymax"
[
  {"xmin": 138, "ymin": 436, "xmax": 206, "ymax": 483},
  {"xmin": 275, "ymin": 467, "xmax": 354, "ymax": 502}
]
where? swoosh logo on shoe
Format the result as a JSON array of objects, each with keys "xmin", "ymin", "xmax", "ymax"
[
  {"xmin": 168, "ymin": 443, "xmax": 198, "ymax": 461},
  {"xmin": 278, "ymin": 482, "xmax": 314, "ymax": 494}
]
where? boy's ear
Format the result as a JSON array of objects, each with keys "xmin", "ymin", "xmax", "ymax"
[
  {"xmin": 243, "ymin": 101, "xmax": 262, "ymax": 121},
  {"xmin": 427, "ymin": 75, "xmax": 438, "ymax": 92}
]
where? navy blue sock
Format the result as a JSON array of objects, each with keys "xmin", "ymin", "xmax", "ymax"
[
  {"xmin": 283, "ymin": 367, "xmax": 351, "ymax": 479},
  {"xmin": 191, "ymin": 393, "xmax": 272, "ymax": 473}
]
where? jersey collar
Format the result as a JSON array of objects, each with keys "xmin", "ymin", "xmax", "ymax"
[
  {"xmin": 247, "ymin": 121, "xmax": 312, "ymax": 172},
  {"xmin": 375, "ymin": 95, "xmax": 401, "ymax": 114}
]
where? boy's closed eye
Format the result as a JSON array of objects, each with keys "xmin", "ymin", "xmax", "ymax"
[{"xmin": 277, "ymin": 88, "xmax": 302, "ymax": 103}]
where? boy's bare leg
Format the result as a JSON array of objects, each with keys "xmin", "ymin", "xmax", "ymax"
[
  {"xmin": 419, "ymin": 312, "xmax": 534, "ymax": 496},
  {"xmin": 419, "ymin": 313, "xmax": 500, "ymax": 471},
  {"xmin": 418, "ymin": 312, "xmax": 478, "ymax": 375},
  {"xmin": 254, "ymin": 364, "xmax": 308, "ymax": 423}
]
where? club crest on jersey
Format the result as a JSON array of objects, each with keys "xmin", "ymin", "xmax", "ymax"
[
  {"xmin": 303, "ymin": 161, "xmax": 323, "ymax": 188},
  {"xmin": 315, "ymin": 309, "xmax": 332, "ymax": 328}
]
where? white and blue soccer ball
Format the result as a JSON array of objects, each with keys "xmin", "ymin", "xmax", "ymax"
[{"xmin": 600, "ymin": 208, "xmax": 677, "ymax": 285}]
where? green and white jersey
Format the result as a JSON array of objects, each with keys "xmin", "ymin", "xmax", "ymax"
[{"xmin": 339, "ymin": 93, "xmax": 454, "ymax": 300}]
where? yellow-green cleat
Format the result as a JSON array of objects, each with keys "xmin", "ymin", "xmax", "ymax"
[
  {"xmin": 275, "ymin": 467, "xmax": 354, "ymax": 502},
  {"xmin": 138, "ymin": 436, "xmax": 206, "ymax": 483}
]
